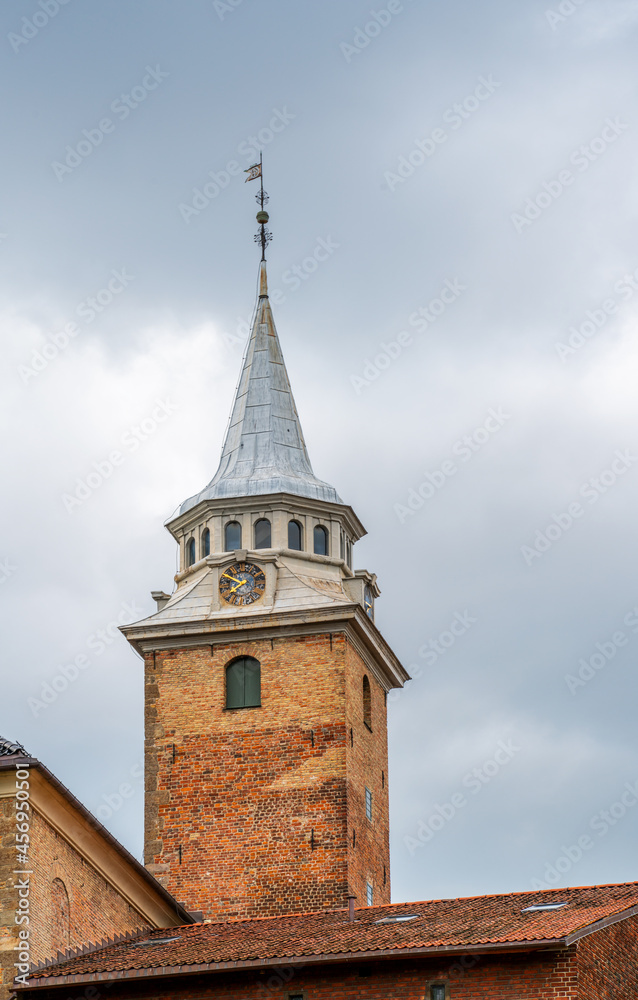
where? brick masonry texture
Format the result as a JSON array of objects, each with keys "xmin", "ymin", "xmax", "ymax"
[
  {"xmin": 344, "ymin": 643, "xmax": 390, "ymax": 908},
  {"xmin": 0, "ymin": 794, "xmax": 150, "ymax": 1000},
  {"xmin": 144, "ymin": 632, "xmax": 390, "ymax": 919},
  {"xmin": 577, "ymin": 911, "xmax": 638, "ymax": 998},
  {"xmin": 16, "ymin": 949, "xmax": 602, "ymax": 1000}
]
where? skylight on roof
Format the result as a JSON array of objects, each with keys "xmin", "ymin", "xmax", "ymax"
[
  {"xmin": 522, "ymin": 902, "xmax": 568, "ymax": 913},
  {"xmin": 131, "ymin": 936, "xmax": 181, "ymax": 947},
  {"xmin": 374, "ymin": 914, "xmax": 419, "ymax": 924}
]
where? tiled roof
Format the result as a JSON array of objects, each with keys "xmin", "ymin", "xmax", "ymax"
[
  {"xmin": 0, "ymin": 736, "xmax": 27, "ymax": 757},
  {"xmin": 23, "ymin": 882, "xmax": 638, "ymax": 987}
]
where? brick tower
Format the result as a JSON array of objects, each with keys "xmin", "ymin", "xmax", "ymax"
[{"xmin": 122, "ymin": 247, "xmax": 408, "ymax": 921}]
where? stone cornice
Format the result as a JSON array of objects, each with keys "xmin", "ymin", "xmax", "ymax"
[
  {"xmin": 120, "ymin": 604, "xmax": 409, "ymax": 690},
  {"xmin": 165, "ymin": 492, "xmax": 366, "ymax": 543},
  {"xmin": 174, "ymin": 545, "xmax": 354, "ymax": 585}
]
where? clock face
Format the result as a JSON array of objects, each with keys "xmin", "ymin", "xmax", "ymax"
[
  {"xmin": 364, "ymin": 585, "xmax": 374, "ymax": 620},
  {"xmin": 219, "ymin": 561, "xmax": 266, "ymax": 606}
]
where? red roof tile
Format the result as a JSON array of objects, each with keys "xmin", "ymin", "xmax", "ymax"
[{"xmin": 22, "ymin": 882, "xmax": 638, "ymax": 987}]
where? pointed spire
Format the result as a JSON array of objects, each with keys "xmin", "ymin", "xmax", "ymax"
[
  {"xmin": 178, "ymin": 169, "xmax": 342, "ymax": 516},
  {"xmin": 259, "ymin": 259, "xmax": 268, "ymax": 298},
  {"xmin": 179, "ymin": 260, "xmax": 341, "ymax": 515}
]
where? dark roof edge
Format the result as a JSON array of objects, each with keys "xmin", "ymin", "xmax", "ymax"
[
  {"xmin": 564, "ymin": 902, "xmax": 638, "ymax": 946},
  {"xmin": 17, "ymin": 939, "xmax": 570, "ymax": 990},
  {"xmin": 0, "ymin": 755, "xmax": 193, "ymax": 926}
]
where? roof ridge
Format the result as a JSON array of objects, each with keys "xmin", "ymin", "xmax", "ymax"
[
  {"xmin": 189, "ymin": 904, "xmax": 355, "ymax": 929},
  {"xmin": 179, "ymin": 881, "xmax": 638, "ymax": 929},
  {"xmin": 119, "ymin": 881, "xmax": 638, "ymax": 935}
]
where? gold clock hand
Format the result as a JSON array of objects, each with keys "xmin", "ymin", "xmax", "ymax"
[{"xmin": 221, "ymin": 572, "xmax": 245, "ymax": 586}]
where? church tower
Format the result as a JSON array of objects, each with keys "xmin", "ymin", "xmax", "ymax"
[{"xmin": 122, "ymin": 188, "xmax": 408, "ymax": 921}]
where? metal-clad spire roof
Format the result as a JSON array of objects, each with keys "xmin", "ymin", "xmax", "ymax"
[{"xmin": 179, "ymin": 262, "xmax": 342, "ymax": 515}]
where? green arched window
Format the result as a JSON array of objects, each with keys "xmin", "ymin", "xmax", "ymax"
[{"xmin": 226, "ymin": 657, "xmax": 261, "ymax": 709}]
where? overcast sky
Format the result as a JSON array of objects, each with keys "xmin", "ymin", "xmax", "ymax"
[{"xmin": 2, "ymin": 0, "xmax": 638, "ymax": 907}]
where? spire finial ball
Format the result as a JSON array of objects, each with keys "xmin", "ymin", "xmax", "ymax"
[{"xmin": 256, "ymin": 210, "xmax": 269, "ymax": 224}]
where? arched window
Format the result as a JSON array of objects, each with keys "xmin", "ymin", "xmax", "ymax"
[
  {"xmin": 288, "ymin": 519, "xmax": 303, "ymax": 550},
  {"xmin": 186, "ymin": 537, "xmax": 196, "ymax": 567},
  {"xmin": 314, "ymin": 525, "xmax": 328, "ymax": 556},
  {"xmin": 346, "ymin": 538, "xmax": 352, "ymax": 568},
  {"xmin": 202, "ymin": 528, "xmax": 211, "ymax": 558},
  {"xmin": 254, "ymin": 518, "xmax": 271, "ymax": 549},
  {"xmin": 225, "ymin": 521, "xmax": 242, "ymax": 551},
  {"xmin": 226, "ymin": 657, "xmax": 261, "ymax": 709},
  {"xmin": 363, "ymin": 675, "xmax": 372, "ymax": 730}
]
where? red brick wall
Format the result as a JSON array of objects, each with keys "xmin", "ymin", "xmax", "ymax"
[
  {"xmin": 576, "ymin": 911, "xmax": 638, "ymax": 998},
  {"xmin": 344, "ymin": 642, "xmax": 391, "ymax": 907},
  {"xmin": 19, "ymin": 950, "xmax": 581, "ymax": 1000},
  {"xmin": 144, "ymin": 631, "xmax": 391, "ymax": 920},
  {"xmin": 0, "ymin": 794, "xmax": 150, "ymax": 1000}
]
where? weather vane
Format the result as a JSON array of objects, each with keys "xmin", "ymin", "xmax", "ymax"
[{"xmin": 244, "ymin": 152, "xmax": 272, "ymax": 261}]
